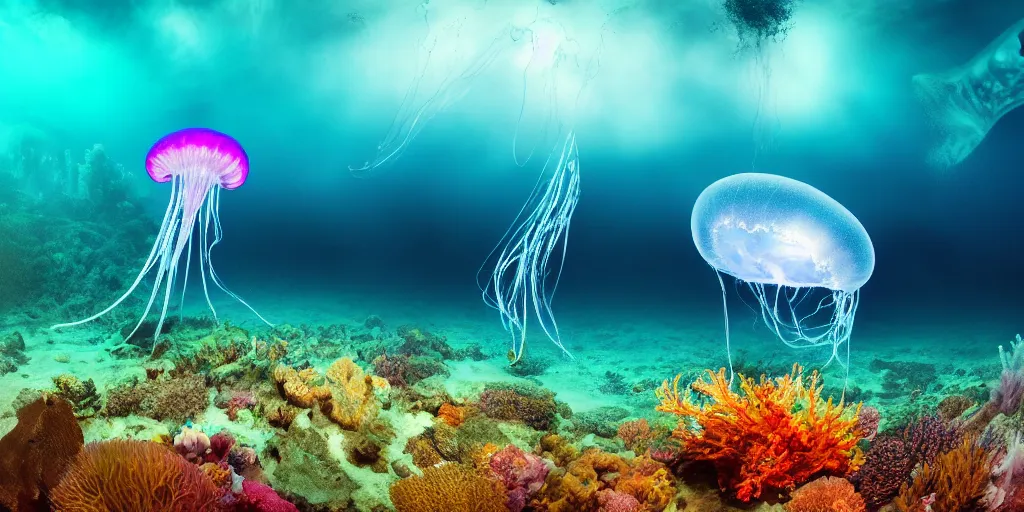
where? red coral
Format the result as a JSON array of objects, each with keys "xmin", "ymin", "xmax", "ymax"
[
  {"xmin": 235, "ymin": 480, "xmax": 299, "ymax": 512},
  {"xmin": 656, "ymin": 365, "xmax": 864, "ymax": 502},
  {"xmin": 207, "ymin": 431, "xmax": 236, "ymax": 464},
  {"xmin": 488, "ymin": 445, "xmax": 549, "ymax": 512},
  {"xmin": 617, "ymin": 419, "xmax": 654, "ymax": 455}
]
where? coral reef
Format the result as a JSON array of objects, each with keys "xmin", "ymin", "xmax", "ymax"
[
  {"xmin": 656, "ymin": 364, "xmax": 864, "ymax": 501},
  {"xmin": 891, "ymin": 436, "xmax": 992, "ymax": 512}
]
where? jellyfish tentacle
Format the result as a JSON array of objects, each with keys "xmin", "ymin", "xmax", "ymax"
[
  {"xmin": 49, "ymin": 172, "xmax": 183, "ymax": 331},
  {"xmin": 204, "ymin": 186, "xmax": 274, "ymax": 327}
]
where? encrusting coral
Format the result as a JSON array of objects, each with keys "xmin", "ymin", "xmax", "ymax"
[{"xmin": 656, "ymin": 364, "xmax": 865, "ymax": 502}]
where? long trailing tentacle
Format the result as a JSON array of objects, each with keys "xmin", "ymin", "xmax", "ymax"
[
  {"xmin": 350, "ymin": 10, "xmax": 515, "ymax": 176},
  {"xmin": 49, "ymin": 174, "xmax": 183, "ymax": 331},
  {"xmin": 478, "ymin": 132, "xmax": 580, "ymax": 364},
  {"xmin": 203, "ymin": 186, "xmax": 274, "ymax": 327}
]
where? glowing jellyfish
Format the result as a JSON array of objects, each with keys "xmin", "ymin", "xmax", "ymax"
[
  {"xmin": 349, "ymin": 2, "xmax": 515, "ymax": 175},
  {"xmin": 51, "ymin": 128, "xmax": 272, "ymax": 351},
  {"xmin": 478, "ymin": 18, "xmax": 607, "ymax": 365},
  {"xmin": 913, "ymin": 18, "xmax": 1024, "ymax": 170},
  {"xmin": 691, "ymin": 173, "xmax": 874, "ymax": 381}
]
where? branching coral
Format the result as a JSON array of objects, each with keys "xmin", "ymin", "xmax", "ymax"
[
  {"xmin": 617, "ymin": 419, "xmax": 655, "ymax": 455},
  {"xmin": 50, "ymin": 439, "xmax": 221, "ymax": 511},
  {"xmin": 655, "ymin": 364, "xmax": 864, "ymax": 502},
  {"xmin": 892, "ymin": 436, "xmax": 993, "ymax": 512},
  {"xmin": 785, "ymin": 476, "xmax": 865, "ymax": 512},
  {"xmin": 389, "ymin": 463, "xmax": 507, "ymax": 512}
]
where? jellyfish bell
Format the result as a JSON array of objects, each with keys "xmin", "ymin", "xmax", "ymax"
[
  {"xmin": 51, "ymin": 128, "xmax": 272, "ymax": 353},
  {"xmin": 691, "ymin": 173, "xmax": 874, "ymax": 383}
]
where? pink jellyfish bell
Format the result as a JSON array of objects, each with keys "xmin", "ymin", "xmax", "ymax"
[{"xmin": 51, "ymin": 128, "xmax": 272, "ymax": 352}]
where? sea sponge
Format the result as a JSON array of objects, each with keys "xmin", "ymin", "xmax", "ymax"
[
  {"xmin": 389, "ymin": 463, "xmax": 507, "ymax": 512},
  {"xmin": 536, "ymin": 449, "xmax": 631, "ymax": 511},
  {"xmin": 321, "ymin": 357, "xmax": 388, "ymax": 430},
  {"xmin": 656, "ymin": 364, "xmax": 864, "ymax": 502},
  {"xmin": 785, "ymin": 476, "xmax": 865, "ymax": 512},
  {"xmin": 272, "ymin": 364, "xmax": 330, "ymax": 408},
  {"xmin": 0, "ymin": 395, "xmax": 83, "ymax": 510},
  {"xmin": 437, "ymin": 403, "xmax": 467, "ymax": 427},
  {"xmin": 50, "ymin": 439, "xmax": 221, "ymax": 511}
]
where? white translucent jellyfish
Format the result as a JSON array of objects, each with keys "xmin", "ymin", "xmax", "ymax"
[
  {"xmin": 913, "ymin": 18, "xmax": 1024, "ymax": 170},
  {"xmin": 691, "ymin": 173, "xmax": 875, "ymax": 382},
  {"xmin": 349, "ymin": 2, "xmax": 515, "ymax": 175},
  {"xmin": 478, "ymin": 16, "xmax": 608, "ymax": 366}
]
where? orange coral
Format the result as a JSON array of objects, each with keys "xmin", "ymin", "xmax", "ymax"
[
  {"xmin": 615, "ymin": 455, "xmax": 676, "ymax": 511},
  {"xmin": 322, "ymin": 357, "xmax": 388, "ymax": 430},
  {"xmin": 892, "ymin": 435, "xmax": 993, "ymax": 512},
  {"xmin": 655, "ymin": 364, "xmax": 864, "ymax": 502},
  {"xmin": 272, "ymin": 364, "xmax": 330, "ymax": 408},
  {"xmin": 49, "ymin": 439, "xmax": 221, "ymax": 512},
  {"xmin": 437, "ymin": 403, "xmax": 467, "ymax": 427},
  {"xmin": 390, "ymin": 463, "xmax": 507, "ymax": 512},
  {"xmin": 786, "ymin": 476, "xmax": 865, "ymax": 512},
  {"xmin": 617, "ymin": 419, "xmax": 655, "ymax": 455},
  {"xmin": 535, "ymin": 449, "xmax": 631, "ymax": 512}
]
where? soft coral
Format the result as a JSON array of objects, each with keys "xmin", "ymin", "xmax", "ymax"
[{"xmin": 656, "ymin": 364, "xmax": 864, "ymax": 502}]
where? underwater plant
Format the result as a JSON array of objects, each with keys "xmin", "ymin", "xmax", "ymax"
[
  {"xmin": 50, "ymin": 128, "xmax": 272, "ymax": 354},
  {"xmin": 913, "ymin": 18, "xmax": 1024, "ymax": 170},
  {"xmin": 655, "ymin": 364, "xmax": 864, "ymax": 502},
  {"xmin": 690, "ymin": 173, "xmax": 875, "ymax": 384}
]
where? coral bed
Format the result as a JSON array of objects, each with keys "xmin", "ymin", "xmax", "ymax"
[
  {"xmin": 1, "ymin": 321, "xmax": 1022, "ymax": 512},
  {"xmin": 1, "ymin": 139, "xmax": 1024, "ymax": 511}
]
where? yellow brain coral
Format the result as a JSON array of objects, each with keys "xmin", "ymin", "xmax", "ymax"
[
  {"xmin": 49, "ymin": 439, "xmax": 221, "ymax": 512},
  {"xmin": 390, "ymin": 463, "xmax": 507, "ymax": 512}
]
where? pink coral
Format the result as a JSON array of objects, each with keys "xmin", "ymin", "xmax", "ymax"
[
  {"xmin": 236, "ymin": 480, "xmax": 299, "ymax": 512},
  {"xmin": 596, "ymin": 489, "xmax": 642, "ymax": 512},
  {"xmin": 174, "ymin": 425, "xmax": 210, "ymax": 463},
  {"xmin": 488, "ymin": 445, "xmax": 549, "ymax": 512},
  {"xmin": 224, "ymin": 391, "xmax": 257, "ymax": 421}
]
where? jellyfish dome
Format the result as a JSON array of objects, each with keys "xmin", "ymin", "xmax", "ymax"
[
  {"xmin": 51, "ymin": 128, "xmax": 271, "ymax": 354},
  {"xmin": 691, "ymin": 173, "xmax": 874, "ymax": 377}
]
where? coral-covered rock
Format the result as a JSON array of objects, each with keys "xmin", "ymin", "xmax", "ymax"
[
  {"xmin": 50, "ymin": 439, "xmax": 221, "ymax": 511},
  {"xmin": 262, "ymin": 426, "xmax": 355, "ymax": 509},
  {"xmin": 0, "ymin": 395, "xmax": 83, "ymax": 510},
  {"xmin": 478, "ymin": 385, "xmax": 559, "ymax": 431}
]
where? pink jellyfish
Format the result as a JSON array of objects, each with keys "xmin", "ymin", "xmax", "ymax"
[{"xmin": 51, "ymin": 128, "xmax": 271, "ymax": 351}]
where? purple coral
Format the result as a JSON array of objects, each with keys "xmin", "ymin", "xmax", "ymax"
[
  {"xmin": 487, "ymin": 445, "xmax": 550, "ymax": 512},
  {"xmin": 854, "ymin": 415, "xmax": 962, "ymax": 508}
]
